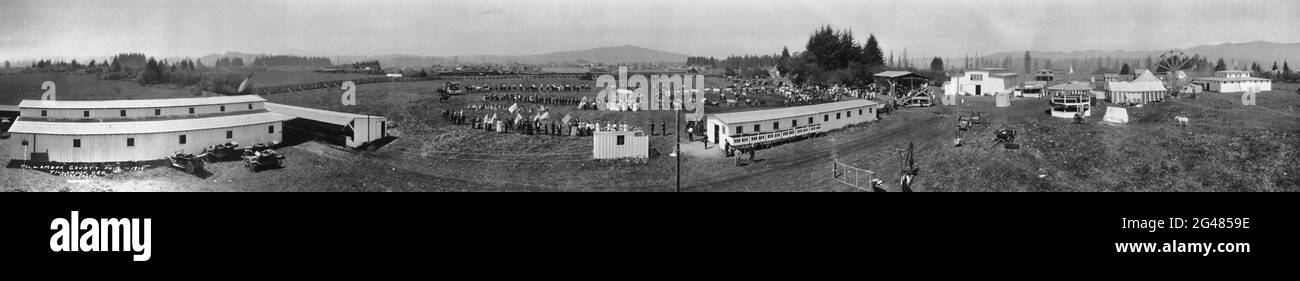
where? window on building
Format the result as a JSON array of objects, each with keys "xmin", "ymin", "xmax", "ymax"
[
  {"xmin": 189, "ymin": 107, "xmax": 195, "ymax": 114},
  {"xmin": 268, "ymin": 125, "xmax": 275, "ymax": 134},
  {"xmin": 41, "ymin": 110, "xmax": 47, "ymax": 117},
  {"xmin": 792, "ymin": 120, "xmax": 798, "ymax": 127},
  {"xmin": 179, "ymin": 135, "xmax": 186, "ymax": 144},
  {"xmin": 971, "ymin": 74, "xmax": 983, "ymax": 81},
  {"xmin": 120, "ymin": 110, "xmax": 127, "ymax": 117},
  {"xmin": 21, "ymin": 140, "xmax": 28, "ymax": 146},
  {"xmin": 735, "ymin": 126, "xmax": 743, "ymax": 134},
  {"xmin": 220, "ymin": 105, "xmax": 226, "ymax": 112},
  {"xmin": 127, "ymin": 138, "xmax": 135, "ymax": 147},
  {"xmin": 824, "ymin": 115, "xmax": 829, "ymax": 122},
  {"xmin": 248, "ymin": 104, "xmax": 253, "ymax": 110},
  {"xmin": 773, "ymin": 122, "xmax": 780, "ymax": 130},
  {"xmin": 73, "ymin": 139, "xmax": 81, "ymax": 148},
  {"xmin": 617, "ymin": 135, "xmax": 625, "ymax": 145},
  {"xmin": 859, "ymin": 109, "xmax": 863, "ymax": 115},
  {"xmin": 836, "ymin": 113, "xmax": 841, "ymax": 119},
  {"xmin": 753, "ymin": 124, "xmax": 760, "ymax": 132},
  {"xmin": 83, "ymin": 111, "xmax": 89, "ymax": 117},
  {"xmin": 847, "ymin": 111, "xmax": 852, "ymax": 117},
  {"xmin": 808, "ymin": 117, "xmax": 814, "ymax": 124},
  {"xmin": 155, "ymin": 109, "xmax": 161, "ymax": 116},
  {"xmin": 226, "ymin": 130, "xmax": 233, "ymax": 139}
]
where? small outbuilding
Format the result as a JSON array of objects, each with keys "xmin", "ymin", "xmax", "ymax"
[{"xmin": 593, "ymin": 129, "xmax": 649, "ymax": 160}]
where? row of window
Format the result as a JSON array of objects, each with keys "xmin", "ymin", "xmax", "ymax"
[
  {"xmin": 65, "ymin": 126, "xmax": 275, "ymax": 148},
  {"xmin": 733, "ymin": 108, "xmax": 870, "ymax": 134},
  {"xmin": 38, "ymin": 104, "xmax": 255, "ymax": 118},
  {"xmin": 734, "ymin": 126, "xmax": 818, "ymax": 144}
]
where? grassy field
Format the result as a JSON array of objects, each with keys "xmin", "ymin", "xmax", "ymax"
[
  {"xmin": 3, "ymin": 70, "xmax": 1297, "ymax": 192},
  {"xmin": 244, "ymin": 70, "xmax": 383, "ymax": 87},
  {"xmin": 0, "ymin": 73, "xmax": 197, "ymax": 105}
]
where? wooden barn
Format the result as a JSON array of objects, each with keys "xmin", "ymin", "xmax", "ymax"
[
  {"xmin": 592, "ymin": 130, "xmax": 649, "ymax": 160},
  {"xmin": 264, "ymin": 103, "xmax": 388, "ymax": 148},
  {"xmin": 7, "ymin": 96, "xmax": 292, "ymax": 163}
]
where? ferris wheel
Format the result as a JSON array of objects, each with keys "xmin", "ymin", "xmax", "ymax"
[{"xmin": 1155, "ymin": 50, "xmax": 1195, "ymax": 90}]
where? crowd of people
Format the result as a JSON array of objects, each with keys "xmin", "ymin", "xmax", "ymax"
[
  {"xmin": 458, "ymin": 83, "xmax": 594, "ymax": 93},
  {"xmin": 441, "ymin": 108, "xmax": 633, "ymax": 137},
  {"xmin": 482, "ymin": 93, "xmax": 585, "ymax": 106}
]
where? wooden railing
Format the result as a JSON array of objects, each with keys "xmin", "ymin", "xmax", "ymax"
[{"xmin": 728, "ymin": 124, "xmax": 822, "ymax": 147}]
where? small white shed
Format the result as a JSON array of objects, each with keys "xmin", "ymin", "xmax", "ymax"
[{"xmin": 593, "ymin": 130, "xmax": 649, "ymax": 160}]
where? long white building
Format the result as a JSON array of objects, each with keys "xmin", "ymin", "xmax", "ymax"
[
  {"xmin": 8, "ymin": 96, "xmax": 293, "ymax": 163},
  {"xmin": 705, "ymin": 99, "xmax": 878, "ymax": 149},
  {"xmin": 1192, "ymin": 70, "xmax": 1272, "ymax": 93},
  {"xmin": 264, "ymin": 103, "xmax": 389, "ymax": 148}
]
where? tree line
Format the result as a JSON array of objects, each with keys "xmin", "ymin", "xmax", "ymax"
[
  {"xmin": 251, "ymin": 55, "xmax": 332, "ymax": 67},
  {"xmin": 688, "ymin": 25, "xmax": 888, "ymax": 87}
]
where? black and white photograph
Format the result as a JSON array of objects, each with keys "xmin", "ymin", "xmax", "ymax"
[
  {"xmin": 0, "ymin": 0, "xmax": 1296, "ymax": 192},
  {"xmin": 4, "ymin": 0, "xmax": 1300, "ymax": 273}
]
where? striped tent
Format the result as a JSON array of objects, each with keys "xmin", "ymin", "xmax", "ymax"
[{"xmin": 1106, "ymin": 70, "xmax": 1167, "ymax": 105}]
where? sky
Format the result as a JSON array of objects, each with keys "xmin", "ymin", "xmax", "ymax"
[{"xmin": 1, "ymin": 0, "xmax": 1298, "ymax": 61}]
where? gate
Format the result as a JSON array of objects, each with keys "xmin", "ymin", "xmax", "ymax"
[{"xmin": 832, "ymin": 161, "xmax": 877, "ymax": 191}]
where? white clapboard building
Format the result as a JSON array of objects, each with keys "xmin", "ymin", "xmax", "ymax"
[
  {"xmin": 944, "ymin": 68, "xmax": 1020, "ymax": 96},
  {"xmin": 8, "ymin": 95, "xmax": 293, "ymax": 163},
  {"xmin": 705, "ymin": 99, "xmax": 878, "ymax": 149},
  {"xmin": 1192, "ymin": 70, "xmax": 1272, "ymax": 93},
  {"xmin": 592, "ymin": 129, "xmax": 649, "ymax": 160}
]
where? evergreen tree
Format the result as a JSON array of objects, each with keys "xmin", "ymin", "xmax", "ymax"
[
  {"xmin": 1284, "ymin": 61, "xmax": 1293, "ymax": 80},
  {"xmin": 1214, "ymin": 58, "xmax": 1227, "ymax": 71},
  {"xmin": 1120, "ymin": 63, "xmax": 1132, "ymax": 75},
  {"xmin": 929, "ymin": 57, "xmax": 944, "ymax": 73},
  {"xmin": 1023, "ymin": 51, "xmax": 1031, "ymax": 73},
  {"xmin": 863, "ymin": 34, "xmax": 884, "ymax": 67}
]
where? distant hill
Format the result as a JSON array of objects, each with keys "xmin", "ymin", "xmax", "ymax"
[
  {"xmin": 984, "ymin": 41, "xmax": 1300, "ymax": 65},
  {"xmin": 524, "ymin": 45, "xmax": 690, "ymax": 64},
  {"xmin": 335, "ymin": 45, "xmax": 691, "ymax": 68}
]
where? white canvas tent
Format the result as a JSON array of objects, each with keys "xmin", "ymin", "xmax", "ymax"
[
  {"xmin": 1101, "ymin": 107, "xmax": 1129, "ymax": 124},
  {"xmin": 995, "ymin": 91, "xmax": 1011, "ymax": 107}
]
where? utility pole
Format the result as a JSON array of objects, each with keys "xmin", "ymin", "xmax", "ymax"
[{"xmin": 675, "ymin": 98, "xmax": 682, "ymax": 192}]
